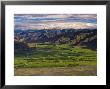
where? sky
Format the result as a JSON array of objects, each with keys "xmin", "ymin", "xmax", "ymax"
[{"xmin": 14, "ymin": 14, "xmax": 97, "ymax": 30}]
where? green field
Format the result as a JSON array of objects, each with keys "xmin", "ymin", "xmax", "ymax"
[{"xmin": 14, "ymin": 44, "xmax": 97, "ymax": 76}]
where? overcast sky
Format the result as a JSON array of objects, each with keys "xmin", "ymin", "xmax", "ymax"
[{"xmin": 14, "ymin": 14, "xmax": 97, "ymax": 30}]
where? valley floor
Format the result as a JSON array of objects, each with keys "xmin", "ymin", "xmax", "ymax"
[
  {"xmin": 14, "ymin": 45, "xmax": 97, "ymax": 76},
  {"xmin": 14, "ymin": 65, "xmax": 96, "ymax": 76}
]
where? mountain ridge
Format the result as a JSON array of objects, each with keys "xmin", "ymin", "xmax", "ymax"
[{"xmin": 14, "ymin": 29, "xmax": 97, "ymax": 50}]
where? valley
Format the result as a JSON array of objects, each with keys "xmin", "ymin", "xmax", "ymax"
[{"xmin": 14, "ymin": 29, "xmax": 97, "ymax": 76}]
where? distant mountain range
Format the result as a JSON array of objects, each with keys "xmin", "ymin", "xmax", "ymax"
[{"xmin": 14, "ymin": 29, "xmax": 97, "ymax": 50}]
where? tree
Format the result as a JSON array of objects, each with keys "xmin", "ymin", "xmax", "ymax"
[{"xmin": 58, "ymin": 36, "xmax": 70, "ymax": 44}]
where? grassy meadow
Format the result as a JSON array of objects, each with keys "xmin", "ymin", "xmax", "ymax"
[{"xmin": 14, "ymin": 43, "xmax": 97, "ymax": 76}]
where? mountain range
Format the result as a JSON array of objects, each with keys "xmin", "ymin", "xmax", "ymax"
[{"xmin": 14, "ymin": 28, "xmax": 97, "ymax": 50}]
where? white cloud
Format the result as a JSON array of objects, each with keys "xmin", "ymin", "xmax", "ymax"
[
  {"xmin": 14, "ymin": 14, "xmax": 97, "ymax": 30},
  {"xmin": 15, "ymin": 14, "xmax": 97, "ymax": 20},
  {"xmin": 15, "ymin": 22, "xmax": 96, "ymax": 30}
]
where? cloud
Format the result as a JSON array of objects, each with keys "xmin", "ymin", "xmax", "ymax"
[
  {"xmin": 72, "ymin": 14, "xmax": 97, "ymax": 19},
  {"xmin": 15, "ymin": 22, "xmax": 96, "ymax": 30},
  {"xmin": 15, "ymin": 14, "xmax": 96, "ymax": 21},
  {"xmin": 14, "ymin": 14, "xmax": 97, "ymax": 30}
]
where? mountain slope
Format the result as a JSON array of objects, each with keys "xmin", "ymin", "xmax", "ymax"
[{"xmin": 14, "ymin": 29, "xmax": 97, "ymax": 50}]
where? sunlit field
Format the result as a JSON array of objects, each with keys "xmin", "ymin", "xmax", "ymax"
[{"xmin": 14, "ymin": 44, "xmax": 97, "ymax": 76}]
